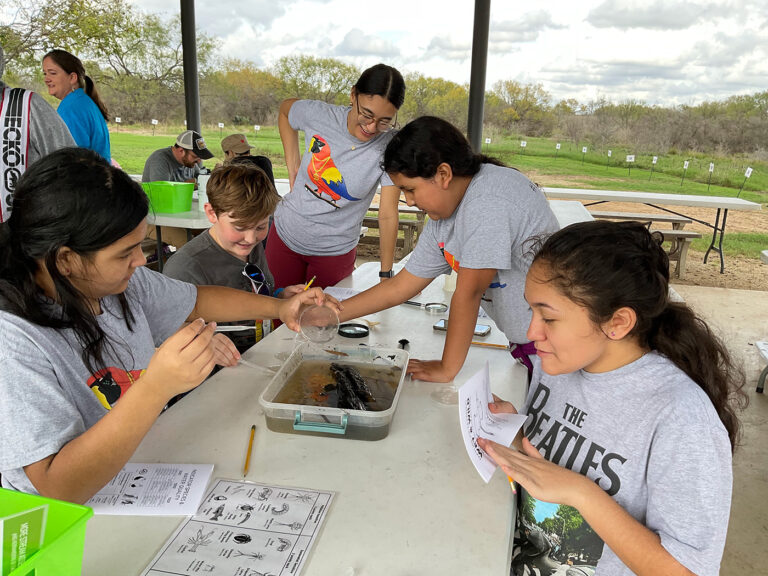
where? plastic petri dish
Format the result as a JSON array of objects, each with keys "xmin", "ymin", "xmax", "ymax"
[{"xmin": 299, "ymin": 304, "xmax": 340, "ymax": 344}]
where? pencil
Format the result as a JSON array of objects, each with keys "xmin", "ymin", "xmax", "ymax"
[
  {"xmin": 243, "ymin": 425, "xmax": 256, "ymax": 477},
  {"xmin": 470, "ymin": 341, "xmax": 509, "ymax": 350},
  {"xmin": 303, "ymin": 275, "xmax": 316, "ymax": 291},
  {"xmin": 508, "ymin": 476, "xmax": 517, "ymax": 494}
]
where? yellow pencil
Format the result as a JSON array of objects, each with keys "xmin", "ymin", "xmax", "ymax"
[
  {"xmin": 471, "ymin": 341, "xmax": 509, "ymax": 350},
  {"xmin": 508, "ymin": 476, "xmax": 517, "ymax": 494},
  {"xmin": 303, "ymin": 275, "xmax": 316, "ymax": 291},
  {"xmin": 243, "ymin": 425, "xmax": 256, "ymax": 477}
]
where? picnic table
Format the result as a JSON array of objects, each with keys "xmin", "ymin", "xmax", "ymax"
[
  {"xmin": 542, "ymin": 188, "xmax": 762, "ymax": 273},
  {"xmin": 81, "ymin": 261, "xmax": 526, "ymax": 575}
]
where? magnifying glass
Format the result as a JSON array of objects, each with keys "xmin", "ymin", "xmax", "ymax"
[{"xmin": 402, "ymin": 300, "xmax": 449, "ymax": 314}]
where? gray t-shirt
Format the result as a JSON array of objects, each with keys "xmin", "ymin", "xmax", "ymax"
[
  {"xmin": 405, "ymin": 164, "xmax": 559, "ymax": 343},
  {"xmin": 162, "ymin": 230, "xmax": 274, "ymax": 351},
  {"xmin": 0, "ymin": 266, "xmax": 196, "ymax": 494},
  {"xmin": 273, "ymin": 100, "xmax": 394, "ymax": 256},
  {"xmin": 0, "ymin": 82, "xmax": 75, "ymax": 167},
  {"xmin": 515, "ymin": 352, "xmax": 732, "ymax": 576},
  {"xmin": 142, "ymin": 146, "xmax": 200, "ymax": 182}
]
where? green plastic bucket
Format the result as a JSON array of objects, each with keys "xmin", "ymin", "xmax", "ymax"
[
  {"xmin": 141, "ymin": 181, "xmax": 194, "ymax": 213},
  {"xmin": 0, "ymin": 487, "xmax": 93, "ymax": 576}
]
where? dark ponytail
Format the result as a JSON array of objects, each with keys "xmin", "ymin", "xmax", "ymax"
[
  {"xmin": 532, "ymin": 220, "xmax": 747, "ymax": 449},
  {"xmin": 44, "ymin": 49, "xmax": 109, "ymax": 120},
  {"xmin": 0, "ymin": 148, "xmax": 148, "ymax": 374},
  {"xmin": 382, "ymin": 116, "xmax": 504, "ymax": 179},
  {"xmin": 354, "ymin": 63, "xmax": 406, "ymax": 109}
]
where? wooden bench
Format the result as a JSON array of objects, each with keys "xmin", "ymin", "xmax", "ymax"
[
  {"xmin": 360, "ymin": 217, "xmax": 421, "ymax": 255},
  {"xmin": 650, "ymin": 229, "xmax": 703, "ymax": 279},
  {"xmin": 591, "ymin": 211, "xmax": 692, "ymax": 230}
]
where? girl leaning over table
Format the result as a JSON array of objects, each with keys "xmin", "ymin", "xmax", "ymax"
[
  {"xmin": 338, "ymin": 116, "xmax": 560, "ymax": 383},
  {"xmin": 0, "ymin": 148, "xmax": 334, "ymax": 503},
  {"xmin": 266, "ymin": 63, "xmax": 405, "ymax": 289},
  {"xmin": 477, "ymin": 221, "xmax": 746, "ymax": 576}
]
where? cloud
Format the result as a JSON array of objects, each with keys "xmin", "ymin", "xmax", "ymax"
[
  {"xmin": 333, "ymin": 29, "xmax": 401, "ymax": 57},
  {"xmin": 586, "ymin": 0, "xmax": 729, "ymax": 30},
  {"xmin": 491, "ymin": 10, "xmax": 566, "ymax": 44},
  {"xmin": 423, "ymin": 35, "xmax": 471, "ymax": 62},
  {"xmin": 686, "ymin": 30, "xmax": 766, "ymax": 68}
]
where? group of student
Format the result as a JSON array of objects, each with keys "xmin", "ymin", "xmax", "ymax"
[{"xmin": 0, "ymin": 61, "xmax": 747, "ymax": 576}]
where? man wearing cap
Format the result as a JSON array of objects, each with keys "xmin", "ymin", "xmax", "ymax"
[
  {"xmin": 0, "ymin": 43, "xmax": 75, "ymax": 221},
  {"xmin": 142, "ymin": 129, "xmax": 214, "ymax": 183},
  {"xmin": 219, "ymin": 133, "xmax": 275, "ymax": 185}
]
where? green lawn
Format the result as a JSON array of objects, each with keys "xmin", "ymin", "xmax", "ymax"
[{"xmin": 111, "ymin": 125, "xmax": 767, "ymax": 262}]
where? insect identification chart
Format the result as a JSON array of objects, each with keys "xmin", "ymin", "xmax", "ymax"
[{"xmin": 142, "ymin": 479, "xmax": 334, "ymax": 576}]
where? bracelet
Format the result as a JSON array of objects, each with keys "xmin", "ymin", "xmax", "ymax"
[
  {"xmin": 273, "ymin": 287, "xmax": 285, "ymax": 297},
  {"xmin": 378, "ymin": 270, "xmax": 394, "ymax": 278}
]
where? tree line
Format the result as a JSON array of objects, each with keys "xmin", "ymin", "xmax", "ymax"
[{"xmin": 3, "ymin": 0, "xmax": 766, "ymax": 159}]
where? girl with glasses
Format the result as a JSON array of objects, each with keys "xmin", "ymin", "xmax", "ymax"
[
  {"xmin": 267, "ymin": 63, "xmax": 406, "ymax": 290},
  {"xmin": 0, "ymin": 149, "xmax": 333, "ymax": 502}
]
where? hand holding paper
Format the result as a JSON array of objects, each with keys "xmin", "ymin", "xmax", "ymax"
[{"xmin": 458, "ymin": 362, "xmax": 528, "ymax": 483}]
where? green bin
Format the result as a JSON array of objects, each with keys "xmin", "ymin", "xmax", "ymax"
[
  {"xmin": 142, "ymin": 181, "xmax": 194, "ymax": 213},
  {"xmin": 0, "ymin": 488, "xmax": 93, "ymax": 576}
]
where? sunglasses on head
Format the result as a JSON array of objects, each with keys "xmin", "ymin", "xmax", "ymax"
[{"xmin": 242, "ymin": 263, "xmax": 271, "ymax": 296}]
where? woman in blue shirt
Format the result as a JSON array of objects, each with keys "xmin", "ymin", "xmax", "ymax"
[{"xmin": 43, "ymin": 49, "xmax": 111, "ymax": 162}]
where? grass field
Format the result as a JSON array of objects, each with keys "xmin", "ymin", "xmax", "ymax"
[{"xmin": 111, "ymin": 124, "xmax": 767, "ymax": 260}]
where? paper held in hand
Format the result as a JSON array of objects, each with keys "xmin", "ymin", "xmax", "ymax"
[{"xmin": 458, "ymin": 362, "xmax": 528, "ymax": 483}]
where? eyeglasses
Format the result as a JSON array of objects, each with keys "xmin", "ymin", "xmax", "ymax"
[
  {"xmin": 242, "ymin": 263, "xmax": 271, "ymax": 296},
  {"xmin": 356, "ymin": 97, "xmax": 398, "ymax": 133}
]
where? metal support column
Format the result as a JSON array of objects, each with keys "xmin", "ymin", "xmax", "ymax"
[
  {"xmin": 180, "ymin": 0, "xmax": 201, "ymax": 133},
  {"xmin": 467, "ymin": 0, "xmax": 490, "ymax": 153}
]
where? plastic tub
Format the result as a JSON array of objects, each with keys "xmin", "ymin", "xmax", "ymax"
[
  {"xmin": 0, "ymin": 487, "xmax": 93, "ymax": 575},
  {"xmin": 142, "ymin": 181, "xmax": 194, "ymax": 213},
  {"xmin": 259, "ymin": 344, "xmax": 409, "ymax": 441}
]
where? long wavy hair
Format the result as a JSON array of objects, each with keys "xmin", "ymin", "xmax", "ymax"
[
  {"xmin": 44, "ymin": 49, "xmax": 109, "ymax": 120},
  {"xmin": 530, "ymin": 220, "xmax": 747, "ymax": 450},
  {"xmin": 0, "ymin": 148, "xmax": 149, "ymax": 374}
]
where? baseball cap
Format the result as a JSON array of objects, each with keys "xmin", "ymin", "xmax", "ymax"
[
  {"xmin": 175, "ymin": 130, "xmax": 214, "ymax": 160},
  {"xmin": 221, "ymin": 133, "xmax": 254, "ymax": 154}
]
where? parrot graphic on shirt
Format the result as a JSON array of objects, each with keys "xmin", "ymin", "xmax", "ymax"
[{"xmin": 304, "ymin": 135, "xmax": 360, "ymax": 209}]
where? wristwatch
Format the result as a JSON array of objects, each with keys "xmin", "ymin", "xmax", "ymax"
[{"xmin": 378, "ymin": 269, "xmax": 394, "ymax": 278}]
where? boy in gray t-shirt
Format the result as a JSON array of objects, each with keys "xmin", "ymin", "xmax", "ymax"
[{"xmin": 164, "ymin": 163, "xmax": 304, "ymax": 357}]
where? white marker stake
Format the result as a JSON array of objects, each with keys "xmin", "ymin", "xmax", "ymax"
[{"xmin": 681, "ymin": 161, "xmax": 690, "ymax": 187}]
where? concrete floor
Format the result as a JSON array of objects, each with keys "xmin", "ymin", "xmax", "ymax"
[{"xmin": 671, "ymin": 284, "xmax": 768, "ymax": 574}]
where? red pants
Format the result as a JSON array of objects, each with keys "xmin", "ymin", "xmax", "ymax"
[{"xmin": 265, "ymin": 225, "xmax": 357, "ymax": 289}]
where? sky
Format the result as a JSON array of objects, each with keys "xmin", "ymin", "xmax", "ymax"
[{"xmin": 129, "ymin": 0, "xmax": 768, "ymax": 107}]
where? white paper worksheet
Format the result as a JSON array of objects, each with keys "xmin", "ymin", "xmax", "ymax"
[
  {"xmin": 141, "ymin": 479, "xmax": 335, "ymax": 576},
  {"xmin": 459, "ymin": 362, "xmax": 528, "ymax": 482},
  {"xmin": 86, "ymin": 463, "xmax": 213, "ymax": 515}
]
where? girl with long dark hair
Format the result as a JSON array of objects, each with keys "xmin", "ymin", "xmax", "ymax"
[
  {"xmin": 43, "ymin": 49, "xmax": 111, "ymax": 161},
  {"xmin": 478, "ymin": 220, "xmax": 746, "ymax": 575},
  {"xmin": 267, "ymin": 63, "xmax": 406, "ymax": 288},
  {"xmin": 338, "ymin": 116, "xmax": 559, "ymax": 382},
  {"xmin": 0, "ymin": 148, "xmax": 332, "ymax": 503}
]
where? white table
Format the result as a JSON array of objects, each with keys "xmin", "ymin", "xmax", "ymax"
[
  {"xmin": 82, "ymin": 262, "xmax": 528, "ymax": 575},
  {"xmin": 548, "ymin": 200, "xmax": 594, "ymax": 228},
  {"xmin": 542, "ymin": 188, "xmax": 762, "ymax": 273}
]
